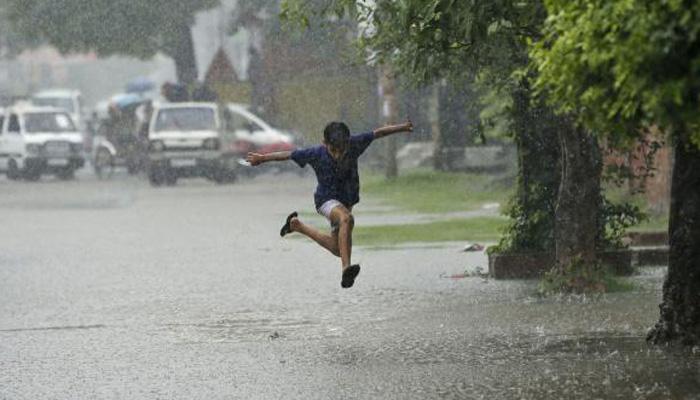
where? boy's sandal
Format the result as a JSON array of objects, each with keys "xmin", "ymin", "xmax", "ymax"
[
  {"xmin": 280, "ymin": 211, "xmax": 298, "ymax": 237},
  {"xmin": 341, "ymin": 264, "xmax": 361, "ymax": 288}
]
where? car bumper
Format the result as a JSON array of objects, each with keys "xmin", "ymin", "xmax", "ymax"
[
  {"xmin": 149, "ymin": 151, "xmax": 223, "ymax": 176},
  {"xmin": 149, "ymin": 150, "xmax": 221, "ymax": 162},
  {"xmin": 25, "ymin": 156, "xmax": 85, "ymax": 172}
]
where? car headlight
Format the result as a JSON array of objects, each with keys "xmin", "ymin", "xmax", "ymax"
[
  {"xmin": 25, "ymin": 143, "xmax": 42, "ymax": 155},
  {"xmin": 203, "ymin": 138, "xmax": 220, "ymax": 150},
  {"xmin": 150, "ymin": 140, "xmax": 165, "ymax": 152}
]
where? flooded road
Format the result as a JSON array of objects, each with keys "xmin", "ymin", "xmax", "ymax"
[{"xmin": 1, "ymin": 173, "xmax": 698, "ymax": 399}]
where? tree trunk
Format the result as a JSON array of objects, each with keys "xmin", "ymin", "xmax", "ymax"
[
  {"xmin": 555, "ymin": 124, "xmax": 602, "ymax": 270},
  {"xmin": 378, "ymin": 65, "xmax": 398, "ymax": 179},
  {"xmin": 647, "ymin": 130, "xmax": 700, "ymax": 346},
  {"xmin": 504, "ymin": 82, "xmax": 561, "ymax": 252},
  {"xmin": 164, "ymin": 20, "xmax": 198, "ymax": 85}
]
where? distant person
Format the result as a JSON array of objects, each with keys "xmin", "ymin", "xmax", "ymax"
[
  {"xmin": 100, "ymin": 105, "xmax": 130, "ymax": 142},
  {"xmin": 160, "ymin": 82, "xmax": 189, "ymax": 102},
  {"xmin": 84, "ymin": 111, "xmax": 99, "ymax": 152},
  {"xmin": 137, "ymin": 100, "xmax": 153, "ymax": 139},
  {"xmin": 246, "ymin": 120, "xmax": 413, "ymax": 288}
]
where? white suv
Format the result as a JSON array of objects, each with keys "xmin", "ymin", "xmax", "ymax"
[
  {"xmin": 0, "ymin": 104, "xmax": 85, "ymax": 180},
  {"xmin": 31, "ymin": 89, "xmax": 84, "ymax": 131},
  {"xmin": 147, "ymin": 102, "xmax": 227, "ymax": 186}
]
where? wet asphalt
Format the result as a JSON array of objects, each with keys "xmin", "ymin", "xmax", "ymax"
[{"xmin": 0, "ymin": 171, "xmax": 698, "ymax": 399}]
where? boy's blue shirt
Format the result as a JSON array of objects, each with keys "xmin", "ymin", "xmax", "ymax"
[{"xmin": 291, "ymin": 132, "xmax": 375, "ymax": 209}]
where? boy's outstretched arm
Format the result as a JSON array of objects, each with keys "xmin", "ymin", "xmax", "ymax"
[
  {"xmin": 246, "ymin": 151, "xmax": 291, "ymax": 166},
  {"xmin": 373, "ymin": 120, "xmax": 413, "ymax": 139}
]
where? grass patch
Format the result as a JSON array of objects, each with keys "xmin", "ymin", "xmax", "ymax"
[
  {"xmin": 630, "ymin": 214, "xmax": 668, "ymax": 232},
  {"xmin": 361, "ymin": 168, "xmax": 513, "ymax": 213},
  {"xmin": 603, "ymin": 275, "xmax": 637, "ymax": 293},
  {"xmin": 353, "ymin": 217, "xmax": 508, "ymax": 246},
  {"xmin": 603, "ymin": 186, "xmax": 669, "ymax": 233}
]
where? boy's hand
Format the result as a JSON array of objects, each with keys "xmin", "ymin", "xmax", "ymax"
[
  {"xmin": 246, "ymin": 152, "xmax": 264, "ymax": 166},
  {"xmin": 404, "ymin": 119, "xmax": 413, "ymax": 132}
]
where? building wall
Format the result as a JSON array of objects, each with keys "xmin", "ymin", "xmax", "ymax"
[{"xmin": 604, "ymin": 133, "xmax": 671, "ymax": 214}]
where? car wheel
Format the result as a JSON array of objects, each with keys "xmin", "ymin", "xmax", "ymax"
[
  {"xmin": 211, "ymin": 167, "xmax": 234, "ymax": 184},
  {"xmin": 126, "ymin": 156, "xmax": 145, "ymax": 175},
  {"xmin": 148, "ymin": 170, "xmax": 162, "ymax": 186},
  {"xmin": 165, "ymin": 170, "xmax": 178, "ymax": 186},
  {"xmin": 148, "ymin": 165, "xmax": 168, "ymax": 187},
  {"xmin": 223, "ymin": 168, "xmax": 237, "ymax": 183},
  {"xmin": 94, "ymin": 148, "xmax": 114, "ymax": 179},
  {"xmin": 6, "ymin": 159, "xmax": 20, "ymax": 180},
  {"xmin": 23, "ymin": 169, "xmax": 41, "ymax": 181}
]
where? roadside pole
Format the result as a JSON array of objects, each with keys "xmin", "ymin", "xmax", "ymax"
[{"xmin": 378, "ymin": 64, "xmax": 398, "ymax": 179}]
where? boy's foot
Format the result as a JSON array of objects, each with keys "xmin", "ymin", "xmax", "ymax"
[
  {"xmin": 280, "ymin": 211, "xmax": 298, "ymax": 237},
  {"xmin": 341, "ymin": 264, "xmax": 361, "ymax": 288}
]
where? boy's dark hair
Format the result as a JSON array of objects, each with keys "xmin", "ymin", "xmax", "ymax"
[{"xmin": 323, "ymin": 122, "xmax": 350, "ymax": 147}]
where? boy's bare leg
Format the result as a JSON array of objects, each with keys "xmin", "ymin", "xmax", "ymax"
[
  {"xmin": 289, "ymin": 217, "xmax": 340, "ymax": 257},
  {"xmin": 329, "ymin": 206, "xmax": 354, "ymax": 270}
]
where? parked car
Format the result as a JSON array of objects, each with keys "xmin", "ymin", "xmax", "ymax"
[
  {"xmin": 220, "ymin": 103, "xmax": 299, "ymax": 177},
  {"xmin": 146, "ymin": 102, "xmax": 227, "ymax": 186},
  {"xmin": 0, "ymin": 103, "xmax": 85, "ymax": 180}
]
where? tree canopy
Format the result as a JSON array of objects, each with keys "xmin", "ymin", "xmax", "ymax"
[
  {"xmin": 0, "ymin": 4, "xmax": 40, "ymax": 59},
  {"xmin": 530, "ymin": 0, "xmax": 700, "ymax": 146},
  {"xmin": 282, "ymin": 0, "xmax": 545, "ymax": 85},
  {"xmin": 5, "ymin": 0, "xmax": 219, "ymax": 83}
]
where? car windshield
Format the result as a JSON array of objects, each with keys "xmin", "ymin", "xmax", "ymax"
[
  {"xmin": 226, "ymin": 106, "xmax": 272, "ymax": 131},
  {"xmin": 24, "ymin": 112, "xmax": 77, "ymax": 133},
  {"xmin": 225, "ymin": 111, "xmax": 263, "ymax": 132},
  {"xmin": 154, "ymin": 107, "xmax": 216, "ymax": 132},
  {"xmin": 32, "ymin": 97, "xmax": 76, "ymax": 113}
]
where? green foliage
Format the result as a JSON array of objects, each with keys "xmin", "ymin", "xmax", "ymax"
[
  {"xmin": 538, "ymin": 257, "xmax": 634, "ymax": 295},
  {"xmin": 475, "ymin": 77, "xmax": 514, "ymax": 141},
  {"xmin": 531, "ymin": 0, "xmax": 700, "ymax": 147},
  {"xmin": 602, "ymin": 137, "xmax": 664, "ymax": 192},
  {"xmin": 598, "ymin": 198, "xmax": 647, "ymax": 250},
  {"xmin": 493, "ymin": 184, "xmax": 556, "ymax": 254},
  {"xmin": 5, "ymin": 0, "xmax": 218, "ymax": 59}
]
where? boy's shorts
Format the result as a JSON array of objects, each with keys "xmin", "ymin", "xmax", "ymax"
[{"xmin": 317, "ymin": 199, "xmax": 352, "ymax": 232}]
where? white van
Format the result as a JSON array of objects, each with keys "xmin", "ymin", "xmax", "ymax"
[
  {"xmin": 147, "ymin": 102, "xmax": 227, "ymax": 185},
  {"xmin": 0, "ymin": 104, "xmax": 85, "ymax": 180},
  {"xmin": 31, "ymin": 89, "xmax": 84, "ymax": 130}
]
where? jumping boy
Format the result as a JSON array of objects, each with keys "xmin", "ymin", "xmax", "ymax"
[{"xmin": 245, "ymin": 120, "xmax": 413, "ymax": 288}]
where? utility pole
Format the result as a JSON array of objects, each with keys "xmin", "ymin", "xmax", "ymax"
[
  {"xmin": 378, "ymin": 64, "xmax": 398, "ymax": 179},
  {"xmin": 428, "ymin": 83, "xmax": 442, "ymax": 171}
]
